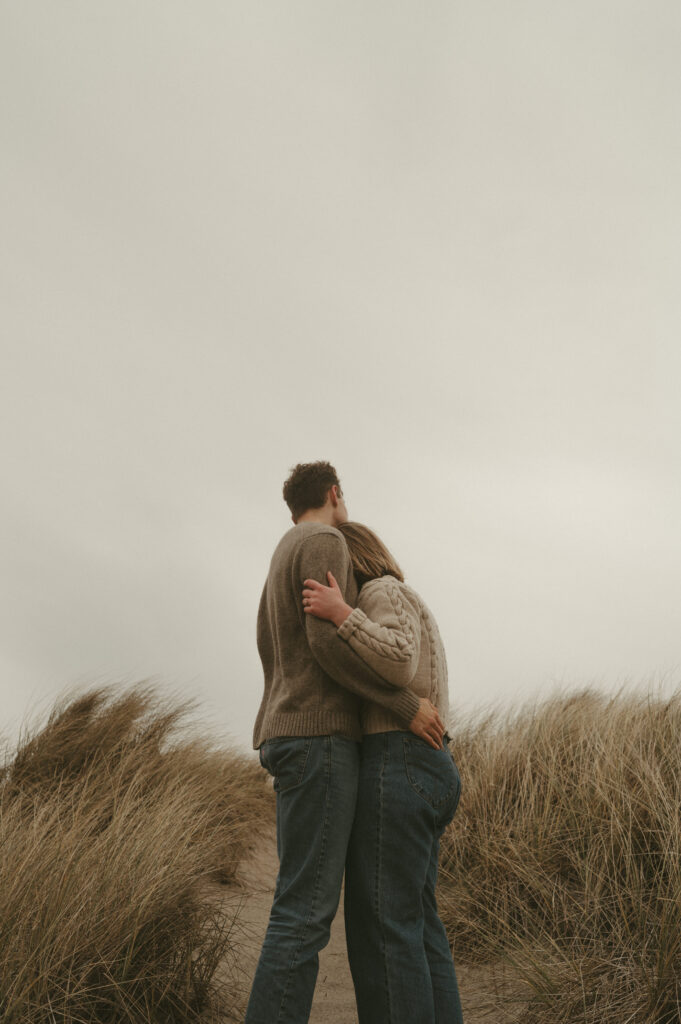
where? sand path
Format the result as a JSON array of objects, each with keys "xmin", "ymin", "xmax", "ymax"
[
  {"xmin": 212, "ymin": 825, "xmax": 530, "ymax": 1024},
  {"xmin": 221, "ymin": 828, "xmax": 357, "ymax": 1023}
]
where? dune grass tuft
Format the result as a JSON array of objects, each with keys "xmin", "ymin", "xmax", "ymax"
[
  {"xmin": 439, "ymin": 685, "xmax": 681, "ymax": 1024},
  {"xmin": 0, "ymin": 681, "xmax": 273, "ymax": 1023}
]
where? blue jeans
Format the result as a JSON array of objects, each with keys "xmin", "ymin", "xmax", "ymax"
[
  {"xmin": 344, "ymin": 731, "xmax": 463, "ymax": 1024},
  {"xmin": 244, "ymin": 734, "xmax": 360, "ymax": 1024}
]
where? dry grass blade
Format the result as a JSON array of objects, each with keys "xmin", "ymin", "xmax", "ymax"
[
  {"xmin": 0, "ymin": 681, "xmax": 274, "ymax": 1023},
  {"xmin": 439, "ymin": 685, "xmax": 681, "ymax": 1024}
]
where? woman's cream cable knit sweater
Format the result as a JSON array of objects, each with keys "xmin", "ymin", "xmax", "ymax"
[{"xmin": 337, "ymin": 575, "xmax": 451, "ymax": 735}]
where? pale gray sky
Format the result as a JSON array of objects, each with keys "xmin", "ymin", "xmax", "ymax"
[{"xmin": 2, "ymin": 2, "xmax": 680, "ymax": 753}]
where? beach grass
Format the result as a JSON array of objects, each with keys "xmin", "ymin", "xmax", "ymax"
[
  {"xmin": 0, "ymin": 682, "xmax": 273, "ymax": 1024},
  {"xmin": 5, "ymin": 679, "xmax": 681, "ymax": 1023},
  {"xmin": 438, "ymin": 685, "xmax": 681, "ymax": 1024}
]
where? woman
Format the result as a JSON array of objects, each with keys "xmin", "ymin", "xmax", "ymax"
[{"xmin": 302, "ymin": 521, "xmax": 463, "ymax": 1024}]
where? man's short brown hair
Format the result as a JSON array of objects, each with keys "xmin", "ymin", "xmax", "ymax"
[{"xmin": 283, "ymin": 461, "xmax": 342, "ymax": 522}]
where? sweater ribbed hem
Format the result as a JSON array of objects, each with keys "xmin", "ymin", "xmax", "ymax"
[
  {"xmin": 363, "ymin": 695, "xmax": 450, "ymax": 734},
  {"xmin": 390, "ymin": 687, "xmax": 420, "ymax": 724},
  {"xmin": 362, "ymin": 710, "xmax": 405, "ymax": 733},
  {"xmin": 253, "ymin": 710, "xmax": 362, "ymax": 748},
  {"xmin": 337, "ymin": 606, "xmax": 366, "ymax": 641}
]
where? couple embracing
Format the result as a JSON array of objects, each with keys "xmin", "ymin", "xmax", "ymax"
[{"xmin": 245, "ymin": 461, "xmax": 464, "ymax": 1024}]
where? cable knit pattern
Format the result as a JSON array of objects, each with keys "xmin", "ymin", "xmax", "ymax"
[
  {"xmin": 424, "ymin": 601, "xmax": 440, "ymax": 711},
  {"xmin": 339, "ymin": 580, "xmax": 417, "ymax": 662},
  {"xmin": 337, "ymin": 575, "xmax": 451, "ymax": 736},
  {"xmin": 336, "ymin": 578, "xmax": 422, "ymax": 689}
]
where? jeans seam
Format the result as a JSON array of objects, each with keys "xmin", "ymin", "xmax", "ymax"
[
  {"xmin": 377, "ymin": 736, "xmax": 392, "ymax": 1022},
  {"xmin": 347, "ymin": 733, "xmax": 462, "ymax": 1024},
  {"xmin": 296, "ymin": 736, "xmax": 313, "ymax": 786},
  {"xmin": 273, "ymin": 736, "xmax": 332, "ymax": 1023}
]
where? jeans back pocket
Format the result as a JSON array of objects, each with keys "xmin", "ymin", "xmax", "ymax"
[
  {"xmin": 402, "ymin": 737, "xmax": 460, "ymax": 818},
  {"xmin": 260, "ymin": 736, "xmax": 313, "ymax": 794}
]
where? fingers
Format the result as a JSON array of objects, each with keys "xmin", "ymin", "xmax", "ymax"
[
  {"xmin": 428, "ymin": 702, "xmax": 446, "ymax": 736},
  {"xmin": 413, "ymin": 716, "xmax": 444, "ymax": 750},
  {"xmin": 427, "ymin": 699, "xmax": 444, "ymax": 726},
  {"xmin": 425, "ymin": 715, "xmax": 445, "ymax": 749},
  {"xmin": 422, "ymin": 725, "xmax": 442, "ymax": 749},
  {"xmin": 303, "ymin": 579, "xmax": 325, "ymax": 591}
]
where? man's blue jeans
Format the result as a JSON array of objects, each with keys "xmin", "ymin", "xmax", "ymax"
[
  {"xmin": 344, "ymin": 731, "xmax": 464, "ymax": 1024},
  {"xmin": 244, "ymin": 734, "xmax": 360, "ymax": 1024}
]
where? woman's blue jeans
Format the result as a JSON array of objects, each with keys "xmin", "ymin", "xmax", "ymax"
[
  {"xmin": 244, "ymin": 734, "xmax": 360, "ymax": 1024},
  {"xmin": 344, "ymin": 731, "xmax": 464, "ymax": 1024}
]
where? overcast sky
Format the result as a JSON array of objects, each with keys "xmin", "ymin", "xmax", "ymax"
[{"xmin": 2, "ymin": 2, "xmax": 680, "ymax": 755}]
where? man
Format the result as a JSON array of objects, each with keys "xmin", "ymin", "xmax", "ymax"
[{"xmin": 244, "ymin": 461, "xmax": 445, "ymax": 1024}]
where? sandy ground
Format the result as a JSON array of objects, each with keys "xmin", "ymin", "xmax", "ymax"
[{"xmin": 211, "ymin": 827, "xmax": 530, "ymax": 1023}]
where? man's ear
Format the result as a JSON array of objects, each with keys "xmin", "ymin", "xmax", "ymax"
[{"xmin": 329, "ymin": 485, "xmax": 339, "ymax": 507}]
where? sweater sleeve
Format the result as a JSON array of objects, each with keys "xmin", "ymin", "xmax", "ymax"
[
  {"xmin": 294, "ymin": 533, "xmax": 420, "ymax": 725},
  {"xmin": 337, "ymin": 579, "xmax": 421, "ymax": 687}
]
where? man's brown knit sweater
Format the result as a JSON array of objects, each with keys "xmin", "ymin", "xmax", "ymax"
[{"xmin": 252, "ymin": 522, "xmax": 421, "ymax": 748}]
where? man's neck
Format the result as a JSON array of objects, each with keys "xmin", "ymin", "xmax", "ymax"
[{"xmin": 296, "ymin": 509, "xmax": 336, "ymax": 527}]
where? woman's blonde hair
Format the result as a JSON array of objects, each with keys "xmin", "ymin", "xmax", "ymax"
[{"xmin": 337, "ymin": 521, "xmax": 404, "ymax": 586}]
